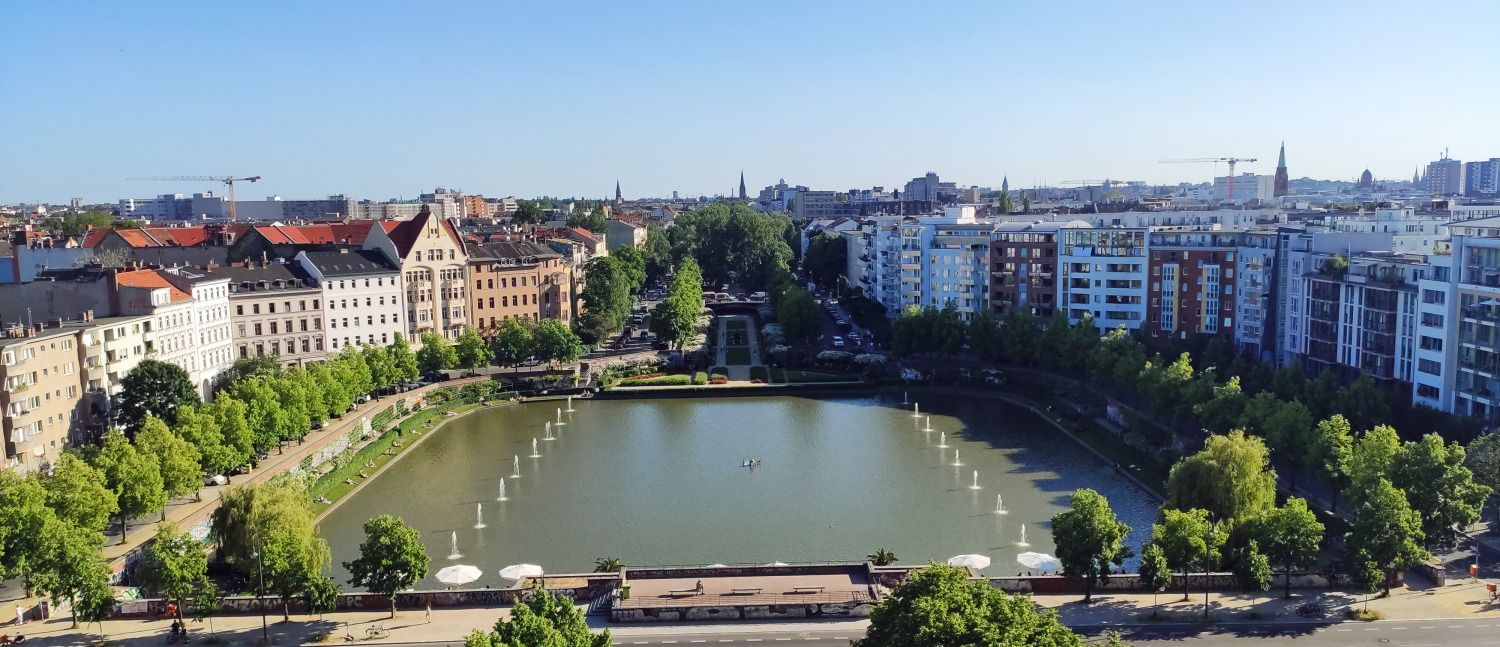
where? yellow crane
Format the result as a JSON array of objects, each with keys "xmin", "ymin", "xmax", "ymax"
[{"xmin": 126, "ymin": 175, "xmax": 262, "ymax": 221}]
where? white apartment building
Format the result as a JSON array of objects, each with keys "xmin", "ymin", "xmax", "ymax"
[
  {"xmin": 1235, "ymin": 230, "xmax": 1280, "ymax": 361},
  {"xmin": 1451, "ymin": 204, "xmax": 1500, "ymax": 223},
  {"xmin": 1086, "ymin": 209, "xmax": 1278, "ymax": 229},
  {"xmin": 80, "ymin": 313, "xmax": 152, "ymax": 424},
  {"xmin": 113, "ymin": 268, "xmax": 232, "ymax": 398},
  {"xmin": 1274, "ymin": 230, "xmax": 1395, "ymax": 367},
  {"xmin": 166, "ymin": 268, "xmax": 234, "ymax": 396},
  {"xmin": 1412, "ymin": 254, "xmax": 1452, "ymax": 411},
  {"xmin": 296, "ymin": 250, "xmax": 405, "ymax": 353},
  {"xmin": 922, "ymin": 220, "xmax": 992, "ymax": 319},
  {"xmin": 1058, "ymin": 227, "xmax": 1149, "ymax": 331},
  {"xmin": 1213, "ymin": 174, "xmax": 1276, "ymax": 204},
  {"xmin": 1331, "ymin": 207, "xmax": 1449, "ymax": 255}
]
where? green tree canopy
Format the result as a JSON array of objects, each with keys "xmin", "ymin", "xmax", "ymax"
[
  {"xmin": 43, "ymin": 453, "xmax": 117, "ymax": 532},
  {"xmin": 857, "ymin": 563, "xmax": 1084, "ymax": 647},
  {"xmin": 465, "ymin": 587, "xmax": 610, "ymax": 647},
  {"xmin": 534, "ymin": 319, "xmax": 585, "ymax": 365},
  {"xmin": 344, "ymin": 514, "xmax": 429, "ymax": 618},
  {"xmin": 1248, "ymin": 497, "xmax": 1324, "ymax": 598},
  {"xmin": 1194, "ymin": 376, "xmax": 1247, "ymax": 435},
  {"xmin": 1050, "ymin": 488, "xmax": 1131, "ymax": 602},
  {"xmin": 416, "ymin": 331, "xmax": 457, "ymax": 375},
  {"xmin": 135, "ymin": 416, "xmax": 203, "ymax": 505},
  {"xmin": 1136, "ymin": 542, "xmax": 1173, "ymax": 617},
  {"xmin": 490, "ymin": 318, "xmax": 534, "ymax": 366},
  {"xmin": 388, "ymin": 336, "xmax": 420, "ymax": 382},
  {"xmin": 1164, "ymin": 430, "xmax": 1277, "ymax": 528},
  {"xmin": 577, "ymin": 256, "xmax": 634, "ymax": 342},
  {"xmin": 91, "ymin": 432, "xmax": 165, "ymax": 541},
  {"xmin": 650, "ymin": 258, "xmax": 704, "ymax": 349},
  {"xmin": 1466, "ymin": 432, "xmax": 1500, "ymax": 494},
  {"xmin": 138, "ymin": 522, "xmax": 208, "ymax": 620},
  {"xmin": 455, "ymin": 327, "xmax": 490, "ymax": 370},
  {"xmin": 1349, "ymin": 424, "xmax": 1402, "ymax": 490},
  {"xmin": 1390, "ymin": 433, "xmax": 1492, "ymax": 548},
  {"xmin": 566, "ymin": 205, "xmax": 608, "ymax": 234},
  {"xmin": 1148, "ymin": 508, "xmax": 1226, "ymax": 601},
  {"xmin": 803, "ymin": 232, "xmax": 848, "ymax": 289},
  {"xmin": 1347, "ymin": 477, "xmax": 1428, "ymax": 594},
  {"xmin": 0, "ymin": 471, "xmax": 54, "ymax": 578},
  {"xmin": 113, "ymin": 359, "xmax": 200, "ymax": 435},
  {"xmin": 27, "ymin": 518, "xmax": 112, "ymax": 629},
  {"xmin": 511, "ymin": 201, "xmax": 546, "ymax": 224}
]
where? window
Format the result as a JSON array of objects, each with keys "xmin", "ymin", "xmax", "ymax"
[
  {"xmin": 1423, "ymin": 289, "xmax": 1446, "ymax": 305},
  {"xmin": 236, "ymin": 305, "xmax": 244, "ymax": 315},
  {"xmin": 1418, "ymin": 358, "xmax": 1441, "ymax": 375},
  {"xmin": 1421, "ymin": 312, "xmax": 1444, "ymax": 327}
]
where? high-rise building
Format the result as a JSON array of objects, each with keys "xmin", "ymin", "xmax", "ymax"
[
  {"xmin": 1463, "ymin": 158, "xmax": 1500, "ymax": 197},
  {"xmin": 1424, "ymin": 155, "xmax": 1464, "ymax": 195},
  {"xmin": 990, "ymin": 221, "xmax": 1084, "ymax": 318},
  {"xmin": 1145, "ymin": 229, "xmax": 1239, "ymax": 343},
  {"xmin": 1058, "ymin": 227, "xmax": 1150, "ymax": 331},
  {"xmin": 1273, "ymin": 142, "xmax": 1289, "ymax": 198}
]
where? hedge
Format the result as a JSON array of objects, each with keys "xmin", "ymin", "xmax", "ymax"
[{"xmin": 617, "ymin": 374, "xmax": 692, "ymax": 386}]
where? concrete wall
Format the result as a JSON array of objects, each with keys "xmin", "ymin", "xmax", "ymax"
[
  {"xmin": 115, "ymin": 578, "xmax": 615, "ymax": 618},
  {"xmin": 988, "ymin": 571, "xmax": 1362, "ymax": 594},
  {"xmin": 613, "ymin": 601, "xmax": 874, "ymax": 623}
]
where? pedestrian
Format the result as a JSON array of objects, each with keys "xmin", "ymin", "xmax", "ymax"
[
  {"xmin": 12, "ymin": 605, "xmax": 20, "ymax": 626},
  {"xmin": 425, "ymin": 601, "xmax": 432, "ymax": 623}
]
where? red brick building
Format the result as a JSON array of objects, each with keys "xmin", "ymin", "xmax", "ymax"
[
  {"xmin": 1145, "ymin": 229, "xmax": 1239, "ymax": 343},
  {"xmin": 989, "ymin": 221, "xmax": 1082, "ymax": 318}
]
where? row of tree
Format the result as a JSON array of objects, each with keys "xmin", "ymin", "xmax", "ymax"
[
  {"xmin": 766, "ymin": 266, "xmax": 821, "ymax": 344},
  {"xmin": 489, "ymin": 317, "xmax": 586, "ymax": 367},
  {"xmin": 667, "ymin": 203, "xmax": 795, "ymax": 291},
  {"xmin": 649, "ymin": 258, "xmax": 705, "ymax": 348}
]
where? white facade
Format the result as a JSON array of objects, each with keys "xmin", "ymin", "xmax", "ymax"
[
  {"xmin": 1058, "ymin": 227, "xmax": 1149, "ymax": 330},
  {"xmin": 1235, "ymin": 230, "xmax": 1279, "ymax": 361},
  {"xmin": 1331, "ymin": 208, "xmax": 1450, "ymax": 255},
  {"xmin": 1085, "ymin": 209, "xmax": 1278, "ymax": 229},
  {"xmin": 1213, "ymin": 174, "xmax": 1275, "ymax": 204},
  {"xmin": 296, "ymin": 251, "xmax": 406, "ymax": 353},
  {"xmin": 1413, "ymin": 254, "xmax": 1452, "ymax": 411},
  {"xmin": 1451, "ymin": 204, "xmax": 1500, "ymax": 223},
  {"xmin": 163, "ymin": 269, "xmax": 234, "ymax": 397}
]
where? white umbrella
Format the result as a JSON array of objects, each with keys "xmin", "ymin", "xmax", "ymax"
[
  {"xmin": 707, "ymin": 563, "xmax": 728, "ymax": 568},
  {"xmin": 1016, "ymin": 552, "xmax": 1061, "ymax": 572},
  {"xmin": 435, "ymin": 564, "xmax": 482, "ymax": 585},
  {"xmin": 499, "ymin": 563, "xmax": 544, "ymax": 582},
  {"xmin": 946, "ymin": 554, "xmax": 991, "ymax": 570},
  {"xmin": 764, "ymin": 561, "xmax": 789, "ymax": 567}
]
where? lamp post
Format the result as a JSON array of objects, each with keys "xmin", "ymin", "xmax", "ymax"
[
  {"xmin": 1203, "ymin": 513, "xmax": 1217, "ymax": 621},
  {"xmin": 253, "ymin": 534, "xmax": 268, "ymax": 641}
]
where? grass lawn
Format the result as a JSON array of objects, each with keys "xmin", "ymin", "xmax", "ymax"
[
  {"xmin": 312, "ymin": 401, "xmax": 481, "ymax": 505},
  {"xmin": 725, "ymin": 347, "xmax": 753, "ymax": 365}
]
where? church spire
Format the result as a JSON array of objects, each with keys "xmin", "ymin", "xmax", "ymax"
[
  {"xmin": 1277, "ymin": 141, "xmax": 1286, "ymax": 168},
  {"xmin": 739, "ymin": 171, "xmax": 747, "ymax": 200},
  {"xmin": 615, "ymin": 180, "xmax": 622, "ymax": 203},
  {"xmin": 1273, "ymin": 141, "xmax": 1289, "ymax": 198},
  {"xmin": 1001, "ymin": 176, "xmax": 1009, "ymax": 193}
]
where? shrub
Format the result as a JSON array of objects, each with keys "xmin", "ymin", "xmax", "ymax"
[
  {"xmin": 710, "ymin": 376, "xmax": 728, "ymax": 385},
  {"xmin": 617, "ymin": 374, "xmax": 691, "ymax": 386},
  {"xmin": 692, "ymin": 372, "xmax": 708, "ymax": 385}
]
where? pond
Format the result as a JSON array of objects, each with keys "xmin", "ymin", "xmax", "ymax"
[{"xmin": 319, "ymin": 392, "xmax": 1158, "ymax": 588}]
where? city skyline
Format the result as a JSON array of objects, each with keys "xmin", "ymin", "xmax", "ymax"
[{"xmin": 2, "ymin": 1, "xmax": 1498, "ymax": 203}]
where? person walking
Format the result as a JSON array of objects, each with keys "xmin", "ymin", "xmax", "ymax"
[{"xmin": 425, "ymin": 602, "xmax": 432, "ymax": 623}]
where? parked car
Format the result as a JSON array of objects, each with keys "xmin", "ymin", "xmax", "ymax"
[{"xmin": 832, "ymin": 336, "xmax": 846, "ymax": 348}]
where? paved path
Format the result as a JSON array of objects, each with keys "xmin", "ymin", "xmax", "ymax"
[{"xmin": 714, "ymin": 315, "xmax": 761, "ymax": 382}]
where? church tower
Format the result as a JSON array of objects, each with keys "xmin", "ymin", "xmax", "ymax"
[
  {"xmin": 615, "ymin": 180, "xmax": 622, "ymax": 204},
  {"xmin": 1273, "ymin": 142, "xmax": 1289, "ymax": 198},
  {"xmin": 739, "ymin": 171, "xmax": 747, "ymax": 200}
]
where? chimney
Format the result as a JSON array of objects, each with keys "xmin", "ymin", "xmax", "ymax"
[{"xmin": 82, "ymin": 310, "xmax": 94, "ymax": 322}]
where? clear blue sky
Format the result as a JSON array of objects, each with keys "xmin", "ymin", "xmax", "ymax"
[{"xmin": 2, "ymin": 0, "xmax": 1497, "ymax": 204}]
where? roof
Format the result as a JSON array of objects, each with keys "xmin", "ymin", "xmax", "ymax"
[
  {"xmin": 299, "ymin": 250, "xmax": 399, "ymax": 277},
  {"xmin": 468, "ymin": 239, "xmax": 562, "ymax": 263},
  {"xmin": 83, "ymin": 226, "xmax": 221, "ymax": 249},
  {"xmin": 993, "ymin": 220, "xmax": 1090, "ymax": 233},
  {"xmin": 383, "ymin": 206, "xmax": 464, "ymax": 257},
  {"xmin": 250, "ymin": 222, "xmax": 377, "ymax": 246},
  {"xmin": 199, "ymin": 262, "xmax": 317, "ymax": 293},
  {"xmin": 114, "ymin": 269, "xmax": 191, "ymax": 302}
]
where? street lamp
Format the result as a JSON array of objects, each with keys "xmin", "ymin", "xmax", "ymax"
[
  {"xmin": 1203, "ymin": 512, "xmax": 1217, "ymax": 621},
  {"xmin": 253, "ymin": 534, "xmax": 268, "ymax": 641}
]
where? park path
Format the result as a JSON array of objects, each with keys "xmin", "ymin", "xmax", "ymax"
[{"xmin": 714, "ymin": 315, "xmax": 763, "ymax": 382}]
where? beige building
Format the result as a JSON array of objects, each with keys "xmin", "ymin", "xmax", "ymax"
[
  {"xmin": 2, "ymin": 324, "xmax": 85, "ymax": 473},
  {"xmin": 371, "ymin": 206, "xmax": 469, "ymax": 342},
  {"xmin": 467, "ymin": 240, "xmax": 573, "ymax": 330},
  {"xmin": 202, "ymin": 262, "xmax": 327, "ymax": 366}
]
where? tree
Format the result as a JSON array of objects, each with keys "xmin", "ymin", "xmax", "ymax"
[
  {"xmin": 1136, "ymin": 543, "xmax": 1173, "ymax": 618},
  {"xmin": 92, "ymin": 432, "xmax": 165, "ymax": 542},
  {"xmin": 43, "ymin": 453, "xmax": 117, "ymax": 532},
  {"xmin": 465, "ymin": 587, "xmax": 610, "ymax": 647},
  {"xmin": 1347, "ymin": 477, "xmax": 1427, "ymax": 594},
  {"xmin": 1164, "ymin": 431, "xmax": 1277, "ymax": 529},
  {"xmin": 577, "ymin": 256, "xmax": 634, "ymax": 342},
  {"xmin": 642, "ymin": 225, "xmax": 672, "ymax": 284},
  {"xmin": 210, "ymin": 481, "xmax": 329, "ymax": 619},
  {"xmin": 301, "ymin": 574, "xmax": 341, "ymax": 620},
  {"xmin": 803, "ymin": 232, "xmax": 848, "ymax": 289},
  {"xmin": 112, "ymin": 359, "xmax": 200, "ymax": 435},
  {"xmin": 28, "ymin": 519, "xmax": 112, "ymax": 629},
  {"xmin": 1467, "ymin": 433, "xmax": 1500, "ymax": 495},
  {"xmin": 967, "ymin": 309, "xmax": 1004, "ymax": 360},
  {"xmin": 1389, "ymin": 433, "xmax": 1492, "ymax": 548},
  {"xmin": 43, "ymin": 210, "xmax": 117, "ymax": 238},
  {"xmin": 593, "ymin": 557, "xmax": 623, "ymax": 573},
  {"xmin": 1234, "ymin": 540, "xmax": 1272, "ymax": 613},
  {"xmin": 344, "ymin": 514, "xmax": 428, "ymax": 618},
  {"xmin": 1194, "ymin": 376, "xmax": 1247, "ymax": 435},
  {"xmin": 231, "ymin": 376, "xmax": 287, "ymax": 454},
  {"xmin": 667, "ymin": 204, "xmax": 792, "ymax": 290},
  {"xmin": 566, "ymin": 205, "xmax": 608, "ymax": 234},
  {"xmin": 511, "ymin": 201, "xmax": 545, "ymax": 225},
  {"xmin": 1051, "ymin": 488, "xmax": 1131, "ymax": 603},
  {"xmin": 455, "ymin": 327, "xmax": 490, "ymax": 371},
  {"xmin": 135, "ymin": 416, "xmax": 203, "ymax": 507},
  {"xmin": 212, "ymin": 355, "xmax": 281, "ymax": 393},
  {"xmin": 650, "ymin": 258, "xmax": 705, "ymax": 349},
  {"xmin": 1337, "ymin": 374, "xmax": 1391, "ymax": 433},
  {"xmin": 490, "ymin": 318, "xmax": 534, "ymax": 367},
  {"xmin": 1349, "ymin": 424, "xmax": 1402, "ymax": 492},
  {"xmin": 193, "ymin": 581, "xmax": 224, "ymax": 634},
  {"xmin": 1353, "ymin": 555, "xmax": 1384, "ymax": 611},
  {"xmin": 209, "ymin": 397, "xmax": 255, "ymax": 474},
  {"xmin": 173, "ymin": 405, "xmax": 235, "ymax": 479},
  {"xmin": 1148, "ymin": 508, "xmax": 1225, "ymax": 602},
  {"xmin": 999, "ymin": 309, "xmax": 1041, "ymax": 365},
  {"xmin": 388, "ymin": 336, "xmax": 420, "ymax": 382},
  {"xmin": 534, "ymin": 319, "xmax": 585, "ymax": 365},
  {"xmin": 363, "ymin": 346, "xmax": 399, "ymax": 390},
  {"xmin": 856, "ymin": 563, "xmax": 1084, "ymax": 647},
  {"xmin": 416, "ymin": 331, "xmax": 458, "ymax": 375},
  {"xmin": 1248, "ymin": 497, "xmax": 1324, "ymax": 599},
  {"xmin": 867, "ymin": 548, "xmax": 897, "ymax": 566},
  {"xmin": 0, "ymin": 471, "xmax": 53, "ymax": 579},
  {"xmin": 1309, "ymin": 415, "xmax": 1354, "ymax": 509},
  {"xmin": 773, "ymin": 286, "xmax": 821, "ymax": 344},
  {"xmin": 613, "ymin": 246, "xmax": 648, "ymax": 294},
  {"xmin": 138, "ymin": 523, "xmax": 208, "ymax": 621}
]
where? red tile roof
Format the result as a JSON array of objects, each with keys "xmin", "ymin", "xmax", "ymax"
[
  {"xmin": 384, "ymin": 207, "xmax": 463, "ymax": 257},
  {"xmin": 83, "ymin": 226, "xmax": 217, "ymax": 249},
  {"xmin": 114, "ymin": 269, "xmax": 191, "ymax": 302},
  {"xmin": 250, "ymin": 222, "xmax": 376, "ymax": 246}
]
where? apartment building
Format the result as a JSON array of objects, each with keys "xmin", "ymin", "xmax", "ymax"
[
  {"xmin": 295, "ymin": 250, "xmax": 405, "ymax": 353},
  {"xmin": 112, "ymin": 268, "xmax": 233, "ymax": 398},
  {"xmin": 1293, "ymin": 251, "xmax": 1425, "ymax": 386},
  {"xmin": 369, "ymin": 207, "xmax": 469, "ymax": 342},
  {"xmin": 202, "ymin": 262, "xmax": 326, "ymax": 365},
  {"xmin": 467, "ymin": 240, "xmax": 573, "ymax": 330},
  {"xmin": 1235, "ymin": 230, "xmax": 1281, "ymax": 361},
  {"xmin": 1424, "ymin": 218, "xmax": 1500, "ymax": 420},
  {"xmin": 1145, "ymin": 229, "xmax": 1239, "ymax": 343},
  {"xmin": 2, "ymin": 324, "xmax": 85, "ymax": 473},
  {"xmin": 1330, "ymin": 207, "xmax": 1449, "ymax": 255},
  {"xmin": 1058, "ymin": 227, "xmax": 1149, "ymax": 331},
  {"xmin": 1085, "ymin": 209, "xmax": 1278, "ymax": 229},
  {"xmin": 78, "ymin": 313, "xmax": 152, "ymax": 432},
  {"xmin": 1274, "ymin": 229, "xmax": 1395, "ymax": 367},
  {"xmin": 922, "ymin": 220, "xmax": 992, "ymax": 319},
  {"xmin": 989, "ymin": 221, "xmax": 1083, "ymax": 318}
]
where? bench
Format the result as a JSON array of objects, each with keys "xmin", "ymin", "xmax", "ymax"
[
  {"xmin": 791, "ymin": 586, "xmax": 825, "ymax": 594},
  {"xmin": 729, "ymin": 588, "xmax": 762, "ymax": 595},
  {"xmin": 667, "ymin": 589, "xmax": 700, "ymax": 597}
]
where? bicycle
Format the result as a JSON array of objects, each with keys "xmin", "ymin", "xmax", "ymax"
[{"xmin": 365, "ymin": 625, "xmax": 389, "ymax": 640}]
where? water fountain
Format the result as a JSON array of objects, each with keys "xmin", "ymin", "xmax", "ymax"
[
  {"xmin": 911, "ymin": 402, "xmax": 920, "ymax": 418},
  {"xmin": 969, "ymin": 470, "xmax": 981, "ymax": 490},
  {"xmin": 511, "ymin": 455, "xmax": 521, "ymax": 478},
  {"xmin": 902, "ymin": 391, "xmax": 909, "ymax": 405},
  {"xmin": 951, "ymin": 449, "xmax": 961, "ymax": 467},
  {"xmin": 994, "ymin": 494, "xmax": 1006, "ymax": 514},
  {"xmin": 566, "ymin": 396, "xmax": 576, "ymax": 413},
  {"xmin": 447, "ymin": 531, "xmax": 462, "ymax": 560},
  {"xmin": 923, "ymin": 415, "xmax": 934, "ymax": 432},
  {"xmin": 555, "ymin": 408, "xmax": 566, "ymax": 426},
  {"xmin": 529, "ymin": 438, "xmax": 542, "ymax": 458},
  {"xmin": 1018, "ymin": 524, "xmax": 1029, "ymax": 547},
  {"xmin": 543, "ymin": 421, "xmax": 555, "ymax": 441},
  {"xmin": 497, "ymin": 480, "xmax": 508, "ymax": 501},
  {"xmin": 474, "ymin": 503, "xmax": 486, "ymax": 529},
  {"xmin": 938, "ymin": 432, "xmax": 948, "ymax": 448}
]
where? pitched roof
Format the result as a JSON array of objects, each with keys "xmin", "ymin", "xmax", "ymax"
[
  {"xmin": 468, "ymin": 239, "xmax": 562, "ymax": 263},
  {"xmin": 251, "ymin": 222, "xmax": 377, "ymax": 246},
  {"xmin": 83, "ymin": 226, "xmax": 218, "ymax": 249},
  {"xmin": 383, "ymin": 206, "xmax": 464, "ymax": 257},
  {"xmin": 299, "ymin": 250, "xmax": 399, "ymax": 277},
  {"xmin": 114, "ymin": 269, "xmax": 191, "ymax": 302},
  {"xmin": 199, "ymin": 262, "xmax": 317, "ymax": 292}
]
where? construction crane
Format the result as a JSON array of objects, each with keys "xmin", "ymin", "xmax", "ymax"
[
  {"xmin": 126, "ymin": 175, "xmax": 262, "ymax": 221},
  {"xmin": 1159, "ymin": 158, "xmax": 1257, "ymax": 203}
]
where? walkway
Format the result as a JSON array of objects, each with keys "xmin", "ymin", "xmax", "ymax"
[{"xmin": 713, "ymin": 315, "xmax": 763, "ymax": 382}]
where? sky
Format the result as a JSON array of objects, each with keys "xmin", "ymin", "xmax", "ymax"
[{"xmin": 2, "ymin": 0, "xmax": 1498, "ymax": 204}]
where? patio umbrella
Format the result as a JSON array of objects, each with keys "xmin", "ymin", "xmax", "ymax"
[
  {"xmin": 1016, "ymin": 552, "xmax": 1061, "ymax": 572},
  {"xmin": 499, "ymin": 563, "xmax": 544, "ymax": 582},
  {"xmin": 435, "ymin": 564, "xmax": 482, "ymax": 586},
  {"xmin": 946, "ymin": 554, "xmax": 991, "ymax": 570},
  {"xmin": 707, "ymin": 563, "xmax": 728, "ymax": 568},
  {"xmin": 764, "ymin": 561, "xmax": 789, "ymax": 567}
]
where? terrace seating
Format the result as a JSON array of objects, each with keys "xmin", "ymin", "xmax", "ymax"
[
  {"xmin": 729, "ymin": 587, "xmax": 763, "ymax": 595},
  {"xmin": 791, "ymin": 586, "xmax": 825, "ymax": 594}
]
